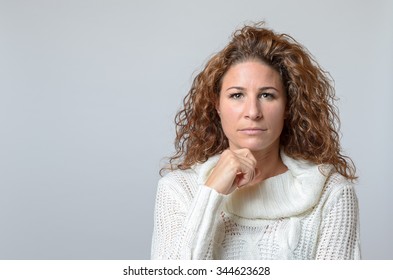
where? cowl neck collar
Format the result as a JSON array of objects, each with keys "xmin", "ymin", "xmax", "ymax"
[{"xmin": 193, "ymin": 151, "xmax": 332, "ymax": 219}]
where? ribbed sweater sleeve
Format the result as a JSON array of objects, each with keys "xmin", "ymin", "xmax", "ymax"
[
  {"xmin": 315, "ymin": 183, "xmax": 361, "ymax": 259},
  {"xmin": 151, "ymin": 173, "xmax": 225, "ymax": 259}
]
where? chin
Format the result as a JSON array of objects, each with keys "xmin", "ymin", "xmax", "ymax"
[
  {"xmin": 237, "ymin": 143, "xmax": 268, "ymax": 152},
  {"xmin": 237, "ymin": 139, "xmax": 278, "ymax": 153}
]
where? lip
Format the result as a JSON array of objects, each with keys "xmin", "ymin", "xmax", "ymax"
[{"xmin": 239, "ymin": 128, "xmax": 267, "ymax": 135}]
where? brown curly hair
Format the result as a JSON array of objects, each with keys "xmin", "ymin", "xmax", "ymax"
[{"xmin": 162, "ymin": 23, "xmax": 356, "ymax": 180}]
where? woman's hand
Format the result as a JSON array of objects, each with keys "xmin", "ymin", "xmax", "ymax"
[{"xmin": 205, "ymin": 149, "xmax": 258, "ymax": 195}]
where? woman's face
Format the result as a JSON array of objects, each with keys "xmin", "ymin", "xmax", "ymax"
[{"xmin": 217, "ymin": 60, "xmax": 286, "ymax": 153}]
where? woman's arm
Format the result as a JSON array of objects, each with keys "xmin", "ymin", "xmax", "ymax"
[
  {"xmin": 316, "ymin": 183, "xmax": 361, "ymax": 259},
  {"xmin": 151, "ymin": 174, "xmax": 225, "ymax": 259}
]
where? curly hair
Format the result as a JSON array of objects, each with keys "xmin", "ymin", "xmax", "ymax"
[{"xmin": 162, "ymin": 23, "xmax": 356, "ymax": 180}]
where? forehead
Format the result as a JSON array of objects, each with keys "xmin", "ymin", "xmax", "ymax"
[{"xmin": 221, "ymin": 60, "xmax": 283, "ymax": 88}]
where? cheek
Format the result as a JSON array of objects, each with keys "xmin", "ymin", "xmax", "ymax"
[
  {"xmin": 265, "ymin": 105, "xmax": 286, "ymax": 126},
  {"xmin": 219, "ymin": 111, "xmax": 234, "ymax": 132},
  {"xmin": 219, "ymin": 104, "xmax": 242, "ymax": 122},
  {"xmin": 218, "ymin": 106, "xmax": 242, "ymax": 138}
]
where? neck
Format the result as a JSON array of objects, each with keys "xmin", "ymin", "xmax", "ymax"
[{"xmin": 251, "ymin": 146, "xmax": 288, "ymax": 183}]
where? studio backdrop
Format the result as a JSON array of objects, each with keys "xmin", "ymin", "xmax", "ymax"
[{"xmin": 0, "ymin": 0, "xmax": 392, "ymax": 259}]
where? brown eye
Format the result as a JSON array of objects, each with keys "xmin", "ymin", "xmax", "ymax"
[
  {"xmin": 260, "ymin": 93, "xmax": 274, "ymax": 99},
  {"xmin": 229, "ymin": 93, "xmax": 243, "ymax": 99}
]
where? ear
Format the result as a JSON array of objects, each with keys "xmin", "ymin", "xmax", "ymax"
[{"xmin": 215, "ymin": 99, "xmax": 221, "ymax": 115}]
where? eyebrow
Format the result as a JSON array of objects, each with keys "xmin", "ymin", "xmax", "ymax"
[{"xmin": 225, "ymin": 86, "xmax": 279, "ymax": 92}]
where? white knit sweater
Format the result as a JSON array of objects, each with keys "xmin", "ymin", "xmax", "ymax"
[{"xmin": 151, "ymin": 152, "xmax": 361, "ymax": 259}]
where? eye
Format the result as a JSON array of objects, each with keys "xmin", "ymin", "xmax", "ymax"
[
  {"xmin": 260, "ymin": 93, "xmax": 274, "ymax": 99},
  {"xmin": 229, "ymin": 93, "xmax": 243, "ymax": 99}
]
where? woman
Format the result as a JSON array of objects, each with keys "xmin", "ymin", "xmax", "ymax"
[{"xmin": 151, "ymin": 23, "xmax": 360, "ymax": 259}]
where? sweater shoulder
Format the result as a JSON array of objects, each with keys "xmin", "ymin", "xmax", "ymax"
[
  {"xmin": 157, "ymin": 168, "xmax": 200, "ymax": 201},
  {"xmin": 159, "ymin": 168, "xmax": 198, "ymax": 186},
  {"xmin": 317, "ymin": 171, "xmax": 357, "ymax": 212},
  {"xmin": 323, "ymin": 172, "xmax": 355, "ymax": 195}
]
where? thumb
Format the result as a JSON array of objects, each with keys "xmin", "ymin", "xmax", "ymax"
[{"xmin": 236, "ymin": 168, "xmax": 255, "ymax": 188}]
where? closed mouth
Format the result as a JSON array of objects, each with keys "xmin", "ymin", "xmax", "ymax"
[{"xmin": 239, "ymin": 128, "xmax": 267, "ymax": 131}]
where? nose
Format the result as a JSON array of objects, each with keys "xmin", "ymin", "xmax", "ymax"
[{"xmin": 244, "ymin": 97, "xmax": 262, "ymax": 120}]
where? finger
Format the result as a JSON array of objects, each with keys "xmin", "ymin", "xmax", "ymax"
[
  {"xmin": 236, "ymin": 153, "xmax": 257, "ymax": 173},
  {"xmin": 235, "ymin": 162, "xmax": 256, "ymax": 188},
  {"xmin": 231, "ymin": 150, "xmax": 257, "ymax": 187},
  {"xmin": 233, "ymin": 149, "xmax": 257, "ymax": 166},
  {"xmin": 233, "ymin": 148, "xmax": 250, "ymax": 158}
]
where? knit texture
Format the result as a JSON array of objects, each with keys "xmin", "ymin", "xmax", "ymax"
[{"xmin": 151, "ymin": 152, "xmax": 361, "ymax": 260}]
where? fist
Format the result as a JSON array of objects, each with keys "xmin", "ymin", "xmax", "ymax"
[{"xmin": 205, "ymin": 149, "xmax": 258, "ymax": 195}]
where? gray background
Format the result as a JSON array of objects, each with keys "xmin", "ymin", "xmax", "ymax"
[{"xmin": 0, "ymin": 0, "xmax": 392, "ymax": 259}]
